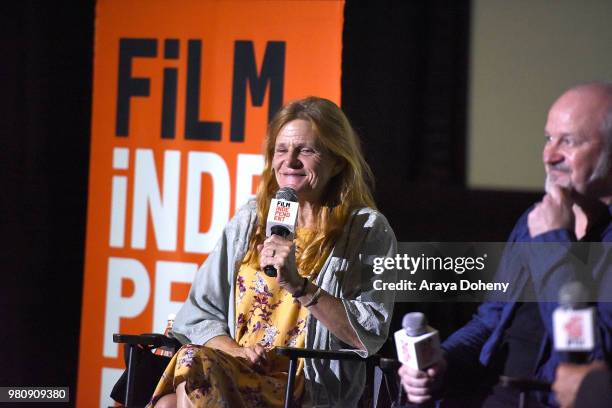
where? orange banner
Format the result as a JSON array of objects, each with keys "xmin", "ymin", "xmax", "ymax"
[{"xmin": 77, "ymin": 1, "xmax": 343, "ymax": 406}]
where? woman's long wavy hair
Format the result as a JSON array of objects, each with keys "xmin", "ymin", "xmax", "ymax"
[{"xmin": 246, "ymin": 96, "xmax": 377, "ymax": 275}]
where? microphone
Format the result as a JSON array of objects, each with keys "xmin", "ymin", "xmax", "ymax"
[
  {"xmin": 553, "ymin": 281, "xmax": 596, "ymax": 363},
  {"xmin": 394, "ymin": 312, "xmax": 442, "ymax": 370},
  {"xmin": 264, "ymin": 187, "xmax": 299, "ymax": 277}
]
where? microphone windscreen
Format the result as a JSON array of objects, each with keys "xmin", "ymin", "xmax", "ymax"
[
  {"xmin": 402, "ymin": 312, "xmax": 428, "ymax": 336},
  {"xmin": 559, "ymin": 281, "xmax": 589, "ymax": 308},
  {"xmin": 276, "ymin": 187, "xmax": 298, "ymax": 202}
]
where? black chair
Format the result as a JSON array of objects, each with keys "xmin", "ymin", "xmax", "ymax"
[
  {"xmin": 275, "ymin": 346, "xmax": 401, "ymax": 408},
  {"xmin": 112, "ymin": 334, "xmax": 399, "ymax": 408},
  {"xmin": 111, "ymin": 333, "xmax": 181, "ymax": 408}
]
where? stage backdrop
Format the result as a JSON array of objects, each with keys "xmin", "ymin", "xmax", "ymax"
[{"xmin": 77, "ymin": 1, "xmax": 343, "ymax": 406}]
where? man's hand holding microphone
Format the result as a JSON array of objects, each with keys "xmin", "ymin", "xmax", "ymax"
[{"xmin": 396, "ymin": 312, "xmax": 446, "ymax": 404}]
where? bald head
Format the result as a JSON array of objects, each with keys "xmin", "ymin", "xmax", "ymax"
[
  {"xmin": 553, "ymin": 83, "xmax": 612, "ymax": 136},
  {"xmin": 543, "ymin": 82, "xmax": 612, "ymax": 199}
]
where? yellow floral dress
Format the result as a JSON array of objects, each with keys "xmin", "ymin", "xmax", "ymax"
[{"xmin": 148, "ymin": 229, "xmax": 326, "ymax": 407}]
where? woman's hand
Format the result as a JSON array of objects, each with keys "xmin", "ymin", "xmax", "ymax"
[
  {"xmin": 257, "ymin": 235, "xmax": 302, "ymax": 294},
  {"xmin": 232, "ymin": 345, "xmax": 274, "ymax": 374},
  {"xmin": 206, "ymin": 336, "xmax": 271, "ymax": 373},
  {"xmin": 231, "ymin": 344, "xmax": 267, "ymax": 365}
]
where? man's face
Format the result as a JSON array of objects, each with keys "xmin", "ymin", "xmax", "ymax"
[{"xmin": 543, "ymin": 89, "xmax": 611, "ymax": 197}]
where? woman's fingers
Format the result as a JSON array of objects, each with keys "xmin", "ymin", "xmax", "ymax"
[
  {"xmin": 256, "ymin": 236, "xmax": 302, "ymax": 293},
  {"xmin": 258, "ymin": 236, "xmax": 293, "ymax": 270},
  {"xmin": 239, "ymin": 345, "xmax": 271, "ymax": 374}
]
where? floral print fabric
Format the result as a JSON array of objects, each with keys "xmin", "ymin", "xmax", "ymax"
[
  {"xmin": 148, "ymin": 345, "xmax": 295, "ymax": 407},
  {"xmin": 148, "ymin": 229, "xmax": 327, "ymax": 407}
]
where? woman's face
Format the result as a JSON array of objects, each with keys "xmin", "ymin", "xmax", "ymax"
[{"xmin": 272, "ymin": 119, "xmax": 341, "ymax": 204}]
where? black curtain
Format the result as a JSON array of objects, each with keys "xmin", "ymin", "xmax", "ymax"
[
  {"xmin": 0, "ymin": 1, "xmax": 94, "ymax": 396},
  {"xmin": 342, "ymin": 1, "xmax": 539, "ymax": 244},
  {"xmin": 1, "ymin": 0, "xmax": 541, "ymax": 402},
  {"xmin": 342, "ymin": 1, "xmax": 540, "ymax": 341}
]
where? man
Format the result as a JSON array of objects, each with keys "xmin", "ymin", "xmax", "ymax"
[{"xmin": 399, "ymin": 83, "xmax": 612, "ymax": 406}]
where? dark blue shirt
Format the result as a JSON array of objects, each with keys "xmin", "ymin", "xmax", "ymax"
[{"xmin": 441, "ymin": 205, "xmax": 612, "ymax": 406}]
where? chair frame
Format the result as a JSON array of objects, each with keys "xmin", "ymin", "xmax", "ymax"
[
  {"xmin": 112, "ymin": 334, "xmax": 399, "ymax": 408},
  {"xmin": 112, "ymin": 333, "xmax": 181, "ymax": 408},
  {"xmin": 276, "ymin": 346, "xmax": 380, "ymax": 408}
]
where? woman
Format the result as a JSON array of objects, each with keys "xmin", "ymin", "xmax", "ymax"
[{"xmin": 151, "ymin": 96, "xmax": 397, "ymax": 407}]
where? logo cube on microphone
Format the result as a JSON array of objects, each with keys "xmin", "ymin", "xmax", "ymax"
[
  {"xmin": 266, "ymin": 198, "xmax": 299, "ymax": 238},
  {"xmin": 553, "ymin": 307, "xmax": 596, "ymax": 351},
  {"xmin": 394, "ymin": 327, "xmax": 442, "ymax": 370},
  {"xmin": 273, "ymin": 201, "xmax": 292, "ymax": 222}
]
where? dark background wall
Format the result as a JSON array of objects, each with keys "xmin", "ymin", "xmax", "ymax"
[
  {"xmin": 1, "ymin": 0, "xmax": 94, "ymax": 399},
  {"xmin": 342, "ymin": 1, "xmax": 540, "ymax": 347},
  {"xmin": 0, "ymin": 0, "xmax": 540, "ymax": 404}
]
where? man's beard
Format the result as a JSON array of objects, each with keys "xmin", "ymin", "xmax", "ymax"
[
  {"xmin": 544, "ymin": 152, "xmax": 612, "ymax": 196},
  {"xmin": 545, "ymin": 165, "xmax": 572, "ymax": 194}
]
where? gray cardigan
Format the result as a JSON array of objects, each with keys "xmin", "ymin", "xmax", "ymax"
[{"xmin": 172, "ymin": 200, "xmax": 397, "ymax": 407}]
